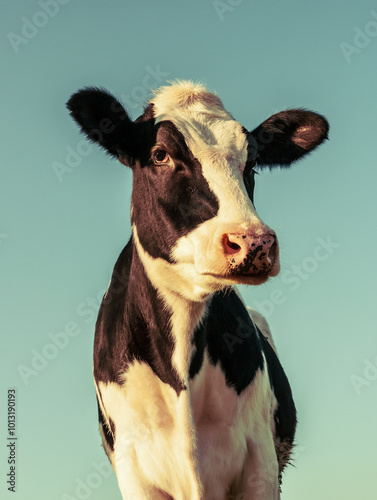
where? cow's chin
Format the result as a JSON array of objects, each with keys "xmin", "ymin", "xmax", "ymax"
[
  {"xmin": 183, "ymin": 263, "xmax": 280, "ymax": 302},
  {"xmin": 218, "ymin": 273, "xmax": 273, "ymax": 286},
  {"xmin": 202, "ymin": 268, "xmax": 279, "ymax": 287},
  {"xmin": 195, "ymin": 260, "xmax": 280, "ymax": 288}
]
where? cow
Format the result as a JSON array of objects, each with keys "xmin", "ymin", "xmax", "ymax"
[{"xmin": 67, "ymin": 81, "xmax": 329, "ymax": 500}]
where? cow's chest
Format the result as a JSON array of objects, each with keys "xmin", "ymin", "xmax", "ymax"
[
  {"xmin": 190, "ymin": 353, "xmax": 274, "ymax": 497},
  {"xmin": 190, "ymin": 355, "xmax": 248, "ymax": 497},
  {"xmin": 99, "ymin": 350, "xmax": 275, "ymax": 499}
]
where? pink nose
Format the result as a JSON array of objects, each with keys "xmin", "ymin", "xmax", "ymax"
[{"xmin": 222, "ymin": 231, "xmax": 278, "ymax": 275}]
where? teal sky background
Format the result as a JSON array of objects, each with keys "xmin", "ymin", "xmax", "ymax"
[{"xmin": 1, "ymin": 0, "xmax": 377, "ymax": 499}]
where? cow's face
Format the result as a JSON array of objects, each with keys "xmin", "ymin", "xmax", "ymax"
[{"xmin": 67, "ymin": 82, "xmax": 328, "ymax": 299}]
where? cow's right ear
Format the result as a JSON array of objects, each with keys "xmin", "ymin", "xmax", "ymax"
[{"xmin": 66, "ymin": 87, "xmax": 143, "ymax": 166}]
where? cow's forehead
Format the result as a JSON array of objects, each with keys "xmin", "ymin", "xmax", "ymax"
[
  {"xmin": 150, "ymin": 81, "xmax": 229, "ymax": 118},
  {"xmin": 150, "ymin": 81, "xmax": 248, "ymax": 165}
]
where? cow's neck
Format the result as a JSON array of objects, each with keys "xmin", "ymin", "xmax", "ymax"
[
  {"xmin": 153, "ymin": 279, "xmax": 207, "ymax": 385},
  {"xmin": 128, "ymin": 231, "xmax": 207, "ymax": 391}
]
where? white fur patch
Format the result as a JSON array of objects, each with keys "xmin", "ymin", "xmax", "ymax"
[
  {"xmin": 99, "ymin": 354, "xmax": 279, "ymax": 500},
  {"xmin": 133, "ymin": 224, "xmax": 221, "ymax": 301},
  {"xmin": 99, "ymin": 365, "xmax": 203, "ymax": 499},
  {"xmin": 150, "ymin": 81, "xmax": 278, "ymax": 283},
  {"xmin": 151, "ymin": 80, "xmax": 229, "ymax": 119}
]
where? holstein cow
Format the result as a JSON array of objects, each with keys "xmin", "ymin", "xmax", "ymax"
[{"xmin": 67, "ymin": 81, "xmax": 328, "ymax": 500}]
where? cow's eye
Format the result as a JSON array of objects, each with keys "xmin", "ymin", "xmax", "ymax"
[{"xmin": 153, "ymin": 149, "xmax": 170, "ymax": 165}]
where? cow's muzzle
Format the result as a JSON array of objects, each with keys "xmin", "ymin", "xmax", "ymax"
[
  {"xmin": 192, "ymin": 222, "xmax": 280, "ymax": 285},
  {"xmin": 222, "ymin": 232, "xmax": 278, "ymax": 277}
]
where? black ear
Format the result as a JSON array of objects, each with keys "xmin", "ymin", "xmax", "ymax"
[
  {"xmin": 247, "ymin": 109, "xmax": 329, "ymax": 168},
  {"xmin": 66, "ymin": 87, "xmax": 146, "ymax": 165}
]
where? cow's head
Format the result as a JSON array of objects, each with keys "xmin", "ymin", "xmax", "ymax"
[{"xmin": 67, "ymin": 81, "xmax": 328, "ymax": 300}]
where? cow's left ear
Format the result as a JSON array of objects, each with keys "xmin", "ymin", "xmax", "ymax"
[
  {"xmin": 247, "ymin": 109, "xmax": 329, "ymax": 168},
  {"xmin": 67, "ymin": 87, "xmax": 149, "ymax": 166}
]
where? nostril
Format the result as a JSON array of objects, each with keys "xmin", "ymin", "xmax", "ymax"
[
  {"xmin": 223, "ymin": 234, "xmax": 242, "ymax": 255},
  {"xmin": 268, "ymin": 238, "xmax": 277, "ymax": 260},
  {"xmin": 228, "ymin": 240, "xmax": 241, "ymax": 251}
]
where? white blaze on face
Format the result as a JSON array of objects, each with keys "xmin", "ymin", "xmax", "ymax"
[{"xmin": 150, "ymin": 81, "xmax": 274, "ymax": 281}]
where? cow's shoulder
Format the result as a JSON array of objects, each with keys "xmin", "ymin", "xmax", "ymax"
[
  {"xmin": 250, "ymin": 314, "xmax": 297, "ymax": 474},
  {"xmin": 258, "ymin": 331, "xmax": 297, "ymax": 443},
  {"xmin": 93, "ymin": 239, "xmax": 133, "ymax": 385},
  {"xmin": 245, "ymin": 306, "xmax": 297, "ymax": 452},
  {"xmin": 246, "ymin": 307, "xmax": 278, "ymax": 355},
  {"xmin": 190, "ymin": 289, "xmax": 296, "ymax": 440}
]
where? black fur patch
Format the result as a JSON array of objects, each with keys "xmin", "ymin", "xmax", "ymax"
[
  {"xmin": 243, "ymin": 157, "xmax": 257, "ymax": 204},
  {"xmin": 131, "ymin": 120, "xmax": 219, "ymax": 262},
  {"xmin": 247, "ymin": 109, "xmax": 329, "ymax": 168},
  {"xmin": 93, "ymin": 239, "xmax": 186, "ymax": 396},
  {"xmin": 67, "ymin": 87, "xmax": 154, "ymax": 163},
  {"xmin": 189, "ymin": 290, "xmax": 296, "ymax": 445},
  {"xmin": 189, "ymin": 322, "xmax": 207, "ymax": 379},
  {"xmin": 259, "ymin": 334, "xmax": 297, "ymax": 444},
  {"xmin": 97, "ymin": 400, "xmax": 114, "ymax": 453},
  {"xmin": 190, "ymin": 289, "xmax": 265, "ymax": 395}
]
